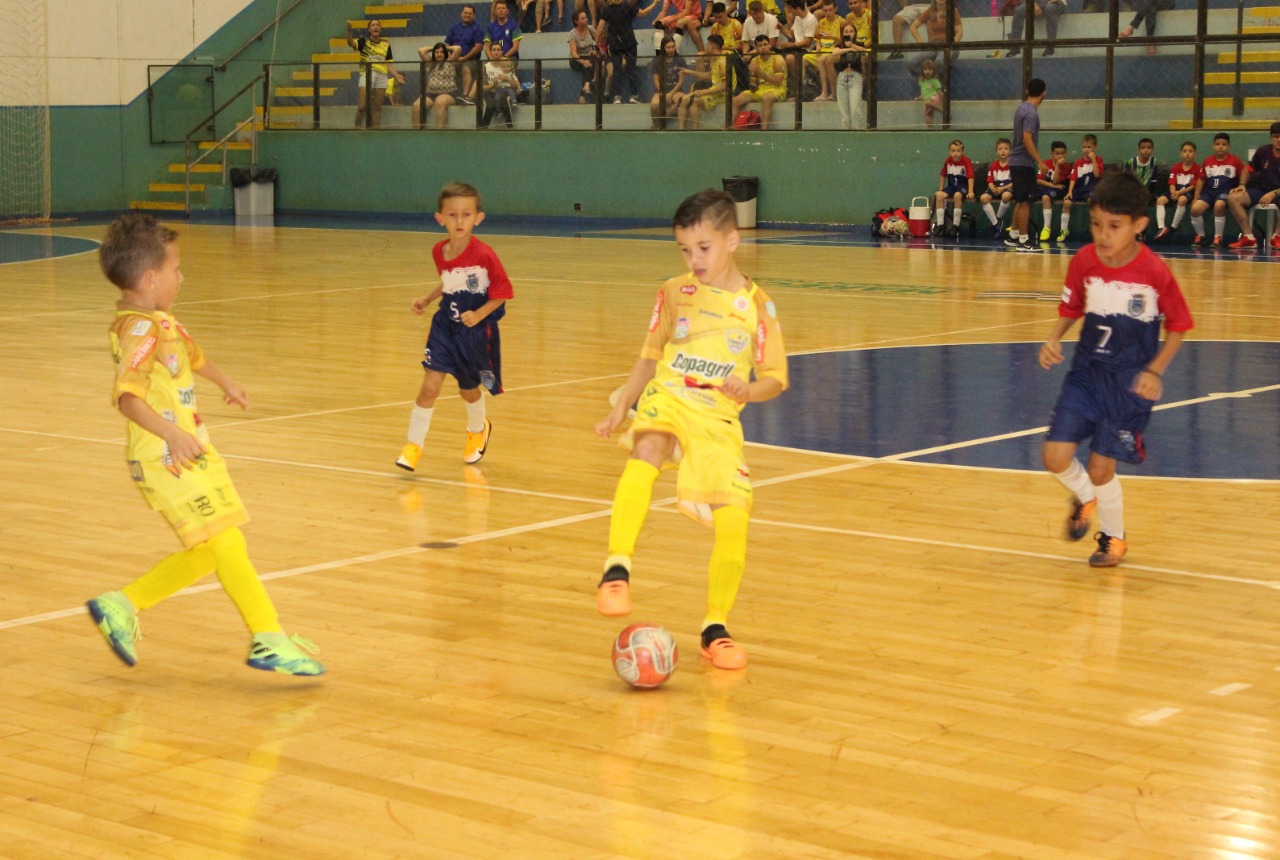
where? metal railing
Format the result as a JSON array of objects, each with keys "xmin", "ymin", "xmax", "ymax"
[{"xmin": 182, "ymin": 73, "xmax": 263, "ymax": 214}]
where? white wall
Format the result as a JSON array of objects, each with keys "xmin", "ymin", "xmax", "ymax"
[{"xmin": 47, "ymin": 0, "xmax": 252, "ymax": 105}]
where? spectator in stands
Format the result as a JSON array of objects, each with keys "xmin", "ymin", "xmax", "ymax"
[
  {"xmin": 569, "ymin": 10, "xmax": 602, "ymax": 101},
  {"xmin": 917, "ymin": 58, "xmax": 943, "ymax": 125},
  {"xmin": 535, "ymin": 0, "xmax": 564, "ymax": 31},
  {"xmin": 776, "ymin": 0, "xmax": 817, "ymax": 98},
  {"xmin": 709, "ymin": 3, "xmax": 744, "ymax": 54},
  {"xmin": 1225, "ymin": 121, "xmax": 1280, "ymax": 249},
  {"xmin": 804, "ymin": 0, "xmax": 843, "ymax": 101},
  {"xmin": 732, "ymin": 35, "xmax": 787, "ymax": 127},
  {"xmin": 678, "ymin": 33, "xmax": 729, "ymax": 127},
  {"xmin": 888, "ymin": 0, "xmax": 932, "ymax": 60},
  {"xmin": 1190, "ymin": 132, "xmax": 1245, "ymax": 247},
  {"xmin": 650, "ymin": 34, "xmax": 690, "ymax": 127},
  {"xmin": 829, "ymin": 22, "xmax": 869, "ymax": 128},
  {"xmin": 844, "ymin": 0, "xmax": 871, "ymax": 46},
  {"xmin": 1118, "ymin": 0, "xmax": 1161, "ymax": 57},
  {"xmin": 413, "ymin": 43, "xmax": 460, "ymax": 129},
  {"xmin": 599, "ymin": 0, "xmax": 658, "ymax": 103},
  {"xmin": 1005, "ymin": 0, "xmax": 1067, "ymax": 58},
  {"xmin": 654, "ymin": 0, "xmax": 706, "ymax": 55},
  {"xmin": 575, "ymin": 0, "xmax": 601, "ymax": 26},
  {"xmin": 346, "ymin": 19, "xmax": 406, "ymax": 128},
  {"xmin": 741, "ymin": 0, "xmax": 780, "ymax": 54},
  {"xmin": 446, "ymin": 5, "xmax": 487, "ymax": 104},
  {"xmin": 907, "ymin": 0, "xmax": 962, "ymax": 80},
  {"xmin": 482, "ymin": 40, "xmax": 520, "ymax": 127},
  {"xmin": 485, "ymin": 1, "xmax": 523, "ymax": 62}
]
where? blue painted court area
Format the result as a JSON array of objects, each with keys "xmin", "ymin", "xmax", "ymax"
[
  {"xmin": 744, "ymin": 342, "xmax": 1280, "ymax": 480},
  {"xmin": 0, "ymin": 231, "xmax": 97, "ymax": 264}
]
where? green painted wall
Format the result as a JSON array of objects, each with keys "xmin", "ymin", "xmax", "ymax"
[{"xmin": 255, "ymin": 129, "xmax": 1231, "ymax": 225}]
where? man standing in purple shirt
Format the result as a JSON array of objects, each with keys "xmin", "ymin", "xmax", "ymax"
[
  {"xmin": 1006, "ymin": 77, "xmax": 1047, "ymax": 252},
  {"xmin": 446, "ymin": 4, "xmax": 488, "ymax": 103}
]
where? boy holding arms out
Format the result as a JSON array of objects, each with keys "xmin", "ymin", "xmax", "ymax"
[
  {"xmin": 1058, "ymin": 133, "xmax": 1104, "ymax": 241},
  {"xmin": 397, "ymin": 182, "xmax": 512, "ymax": 471},
  {"xmin": 1190, "ymin": 132, "xmax": 1245, "ymax": 248},
  {"xmin": 88, "ymin": 214, "xmax": 324, "ymax": 675},
  {"xmin": 594, "ymin": 189, "xmax": 788, "ymax": 669},
  {"xmin": 1037, "ymin": 140, "xmax": 1071, "ymax": 242},
  {"xmin": 1154, "ymin": 141, "xmax": 1202, "ymax": 241},
  {"xmin": 1039, "ymin": 172, "xmax": 1194, "ymax": 567},
  {"xmin": 981, "ymin": 137, "xmax": 1013, "ymax": 238},
  {"xmin": 933, "ymin": 138, "xmax": 975, "ymax": 237}
]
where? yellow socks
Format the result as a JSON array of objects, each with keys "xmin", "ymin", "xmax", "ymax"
[
  {"xmin": 207, "ymin": 527, "xmax": 281, "ymax": 635},
  {"xmin": 123, "ymin": 543, "xmax": 216, "ymax": 611},
  {"xmin": 703, "ymin": 505, "xmax": 749, "ymax": 629},
  {"xmin": 607, "ymin": 458, "xmax": 660, "ymax": 561}
]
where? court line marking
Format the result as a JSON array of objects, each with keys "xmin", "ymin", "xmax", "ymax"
[{"xmin": 1209, "ymin": 683, "xmax": 1251, "ymax": 696}]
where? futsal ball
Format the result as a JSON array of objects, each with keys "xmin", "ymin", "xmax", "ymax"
[{"xmin": 612, "ymin": 623, "xmax": 678, "ymax": 689}]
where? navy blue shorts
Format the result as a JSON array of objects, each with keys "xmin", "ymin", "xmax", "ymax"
[
  {"xmin": 1046, "ymin": 364, "xmax": 1152, "ymax": 464},
  {"xmin": 1040, "ymin": 186, "xmax": 1065, "ymax": 202},
  {"xmin": 1244, "ymin": 185, "xmax": 1279, "ymax": 207},
  {"xmin": 1198, "ymin": 187, "xmax": 1232, "ymax": 208},
  {"xmin": 942, "ymin": 178, "xmax": 968, "ymax": 196},
  {"xmin": 422, "ymin": 313, "xmax": 503, "ymax": 395},
  {"xmin": 1069, "ymin": 185, "xmax": 1093, "ymax": 202}
]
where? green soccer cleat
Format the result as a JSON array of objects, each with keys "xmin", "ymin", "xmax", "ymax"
[
  {"xmin": 86, "ymin": 591, "xmax": 141, "ymax": 667},
  {"xmin": 1039, "ymin": 226, "xmax": 1051, "ymax": 241},
  {"xmin": 247, "ymin": 632, "xmax": 326, "ymax": 676}
]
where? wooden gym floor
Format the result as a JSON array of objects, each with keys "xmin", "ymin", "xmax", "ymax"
[{"xmin": 0, "ymin": 221, "xmax": 1277, "ymax": 859}]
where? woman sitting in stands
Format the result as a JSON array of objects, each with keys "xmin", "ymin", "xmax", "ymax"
[{"xmin": 413, "ymin": 43, "xmax": 460, "ymax": 129}]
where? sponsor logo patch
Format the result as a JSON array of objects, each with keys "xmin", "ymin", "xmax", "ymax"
[
  {"xmin": 680, "ymin": 283, "xmax": 698, "ymax": 295},
  {"xmin": 675, "ymin": 317, "xmax": 690, "ymax": 339},
  {"xmin": 726, "ymin": 330, "xmax": 749, "ymax": 354}
]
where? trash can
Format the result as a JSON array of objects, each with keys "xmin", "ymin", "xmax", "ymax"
[
  {"xmin": 721, "ymin": 175, "xmax": 758, "ymax": 230},
  {"xmin": 231, "ymin": 167, "xmax": 277, "ymax": 222}
]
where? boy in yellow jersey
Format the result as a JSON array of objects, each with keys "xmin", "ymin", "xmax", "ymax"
[
  {"xmin": 594, "ymin": 189, "xmax": 789, "ymax": 670},
  {"xmin": 86, "ymin": 214, "xmax": 324, "ymax": 676}
]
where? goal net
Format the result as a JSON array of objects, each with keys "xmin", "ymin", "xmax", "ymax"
[{"xmin": 0, "ymin": 0, "xmax": 51, "ymax": 224}]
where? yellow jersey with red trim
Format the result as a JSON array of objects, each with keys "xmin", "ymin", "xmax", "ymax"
[
  {"xmin": 110, "ymin": 308, "xmax": 211, "ymax": 469},
  {"xmin": 640, "ymin": 273, "xmax": 788, "ymax": 422}
]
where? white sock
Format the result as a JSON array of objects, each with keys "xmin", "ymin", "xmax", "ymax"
[
  {"xmin": 996, "ymin": 200, "xmax": 1009, "ymax": 219},
  {"xmin": 1215, "ymin": 215, "xmax": 1226, "ymax": 237},
  {"xmin": 935, "ymin": 209, "xmax": 945, "ymax": 225},
  {"xmin": 1009, "ymin": 229, "xmax": 1020, "ymax": 240},
  {"xmin": 1171, "ymin": 204, "xmax": 1185, "ymax": 228},
  {"xmin": 408, "ymin": 405, "xmax": 434, "ymax": 444},
  {"xmin": 953, "ymin": 207, "xmax": 963, "ymax": 226},
  {"xmin": 1042, "ymin": 207, "xmax": 1051, "ymax": 227},
  {"xmin": 1156, "ymin": 206, "xmax": 1167, "ymax": 228},
  {"xmin": 1060, "ymin": 211, "xmax": 1070, "ymax": 232},
  {"xmin": 1094, "ymin": 476, "xmax": 1124, "ymax": 538},
  {"xmin": 464, "ymin": 396, "xmax": 487, "ymax": 434},
  {"xmin": 1191, "ymin": 214, "xmax": 1204, "ymax": 235},
  {"xmin": 983, "ymin": 202, "xmax": 997, "ymax": 224},
  {"xmin": 1052, "ymin": 458, "xmax": 1096, "ymax": 504}
]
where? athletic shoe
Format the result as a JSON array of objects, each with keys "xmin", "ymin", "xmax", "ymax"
[
  {"xmin": 1154, "ymin": 227, "xmax": 1172, "ymax": 241},
  {"xmin": 246, "ymin": 632, "xmax": 326, "ymax": 675},
  {"xmin": 395, "ymin": 442, "xmax": 422, "ymax": 472},
  {"xmin": 991, "ymin": 223, "xmax": 1004, "ymax": 239},
  {"xmin": 931, "ymin": 222, "xmax": 946, "ymax": 237},
  {"xmin": 1042, "ymin": 46, "xmax": 1055, "ymax": 56},
  {"xmin": 612, "ymin": 96, "xmax": 622, "ymax": 104},
  {"xmin": 1007, "ymin": 47, "xmax": 1021, "ymax": 57},
  {"xmin": 944, "ymin": 223, "xmax": 960, "ymax": 238},
  {"xmin": 1056, "ymin": 229, "xmax": 1069, "ymax": 241},
  {"xmin": 1229, "ymin": 234, "xmax": 1257, "ymax": 249},
  {"xmin": 1004, "ymin": 234, "xmax": 1021, "ymax": 247},
  {"xmin": 1039, "ymin": 226, "xmax": 1050, "ymax": 241},
  {"xmin": 1088, "ymin": 532, "xmax": 1128, "ymax": 568},
  {"xmin": 596, "ymin": 564, "xmax": 632, "ymax": 616},
  {"xmin": 86, "ymin": 591, "xmax": 140, "ymax": 667},
  {"xmin": 628, "ymin": 96, "xmax": 640, "ymax": 104},
  {"xmin": 457, "ymin": 95, "xmax": 475, "ymax": 106},
  {"xmin": 887, "ymin": 49, "xmax": 905, "ymax": 59},
  {"xmin": 1067, "ymin": 498, "xmax": 1097, "ymax": 541},
  {"xmin": 1190, "ymin": 234, "xmax": 1204, "ymax": 246},
  {"xmin": 700, "ymin": 625, "xmax": 747, "ymax": 669},
  {"xmin": 463, "ymin": 420, "xmax": 491, "ymax": 464},
  {"xmin": 1271, "ymin": 233, "xmax": 1280, "ymax": 249},
  {"xmin": 1017, "ymin": 239, "xmax": 1043, "ymax": 252},
  {"xmin": 1210, "ymin": 235, "xmax": 1222, "ymax": 248}
]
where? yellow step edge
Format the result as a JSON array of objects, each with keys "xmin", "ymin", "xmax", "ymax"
[
  {"xmin": 1241, "ymin": 24, "xmax": 1280, "ymax": 33},
  {"xmin": 130, "ymin": 201, "xmax": 188, "ymax": 211},
  {"xmin": 1204, "ymin": 70, "xmax": 1280, "ymax": 84},
  {"xmin": 1182, "ymin": 96, "xmax": 1280, "ymax": 108},
  {"xmin": 349, "ymin": 19, "xmax": 409, "ymax": 28},
  {"xmin": 276, "ymin": 87, "xmax": 337, "ymax": 97},
  {"xmin": 366, "ymin": 5, "xmax": 425, "ymax": 13},
  {"xmin": 149, "ymin": 183, "xmax": 207, "ymax": 193},
  {"xmin": 1168, "ymin": 118, "xmax": 1277, "ymax": 129},
  {"xmin": 169, "ymin": 163, "xmax": 224, "ymax": 173},
  {"xmin": 1245, "ymin": 5, "xmax": 1280, "ymax": 14},
  {"xmin": 293, "ymin": 69, "xmax": 354, "ymax": 80},
  {"xmin": 198, "ymin": 141, "xmax": 250, "ymax": 150},
  {"xmin": 265, "ymin": 106, "xmax": 314, "ymax": 115},
  {"xmin": 312, "ymin": 53, "xmax": 359, "ymax": 63},
  {"xmin": 1215, "ymin": 50, "xmax": 1280, "ymax": 63}
]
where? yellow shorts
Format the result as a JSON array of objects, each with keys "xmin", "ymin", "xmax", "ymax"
[
  {"xmin": 749, "ymin": 85, "xmax": 786, "ymax": 101},
  {"xmin": 698, "ymin": 93, "xmax": 725, "ymax": 110},
  {"xmin": 803, "ymin": 52, "xmax": 828, "ymax": 68},
  {"xmin": 631, "ymin": 385, "xmax": 752, "ymax": 522},
  {"xmin": 129, "ymin": 446, "xmax": 249, "ymax": 548}
]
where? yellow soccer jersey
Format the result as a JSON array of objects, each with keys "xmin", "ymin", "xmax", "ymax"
[
  {"xmin": 110, "ymin": 309, "xmax": 211, "ymax": 470},
  {"xmin": 640, "ymin": 274, "xmax": 788, "ymax": 422}
]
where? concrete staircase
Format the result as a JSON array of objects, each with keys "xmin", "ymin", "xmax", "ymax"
[{"xmin": 130, "ymin": 140, "xmax": 254, "ymax": 214}]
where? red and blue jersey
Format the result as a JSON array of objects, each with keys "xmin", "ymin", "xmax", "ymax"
[
  {"xmin": 1059, "ymin": 244, "xmax": 1194, "ymax": 372},
  {"xmin": 1068, "ymin": 156, "xmax": 1104, "ymax": 193},
  {"xmin": 940, "ymin": 155, "xmax": 975, "ymax": 192},
  {"xmin": 1168, "ymin": 162, "xmax": 1203, "ymax": 193},
  {"xmin": 1246, "ymin": 143, "xmax": 1280, "ymax": 191},
  {"xmin": 432, "ymin": 236, "xmax": 514, "ymax": 324},
  {"xmin": 1201, "ymin": 153, "xmax": 1245, "ymax": 193},
  {"xmin": 986, "ymin": 159, "xmax": 1011, "ymax": 188}
]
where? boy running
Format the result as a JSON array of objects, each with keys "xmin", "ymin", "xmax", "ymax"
[{"xmin": 594, "ymin": 189, "xmax": 789, "ymax": 670}]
